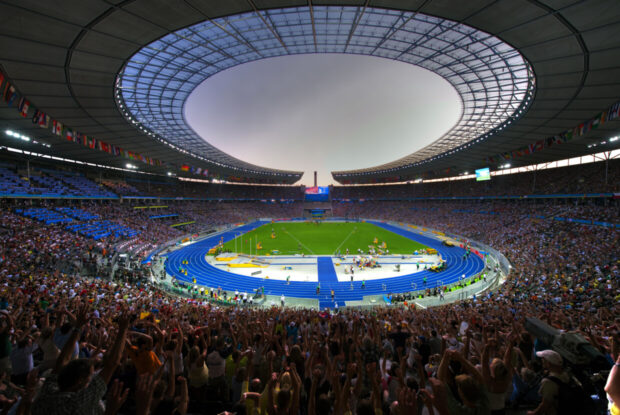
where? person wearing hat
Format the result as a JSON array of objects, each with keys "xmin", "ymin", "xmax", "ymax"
[{"xmin": 527, "ymin": 350, "xmax": 569, "ymax": 415}]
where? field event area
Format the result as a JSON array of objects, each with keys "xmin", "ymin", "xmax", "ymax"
[{"xmin": 221, "ymin": 221, "xmax": 428, "ymax": 255}]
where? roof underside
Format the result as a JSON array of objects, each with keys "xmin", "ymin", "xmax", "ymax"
[
  {"xmin": 118, "ymin": 6, "xmax": 533, "ymax": 175},
  {"xmin": 0, "ymin": 0, "xmax": 619, "ymax": 184}
]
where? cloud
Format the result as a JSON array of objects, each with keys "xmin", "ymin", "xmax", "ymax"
[{"xmin": 185, "ymin": 54, "xmax": 460, "ymax": 185}]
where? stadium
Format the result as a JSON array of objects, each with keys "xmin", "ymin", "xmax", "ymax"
[{"xmin": 0, "ymin": 1, "xmax": 618, "ymax": 415}]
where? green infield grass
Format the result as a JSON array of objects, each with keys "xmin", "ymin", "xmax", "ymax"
[{"xmin": 222, "ymin": 221, "xmax": 428, "ymax": 255}]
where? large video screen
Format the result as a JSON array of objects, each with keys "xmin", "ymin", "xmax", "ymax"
[
  {"xmin": 475, "ymin": 167, "xmax": 491, "ymax": 181},
  {"xmin": 305, "ymin": 186, "xmax": 330, "ymax": 202}
]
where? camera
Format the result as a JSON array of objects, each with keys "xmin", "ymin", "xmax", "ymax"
[{"xmin": 525, "ymin": 317, "xmax": 610, "ymax": 414}]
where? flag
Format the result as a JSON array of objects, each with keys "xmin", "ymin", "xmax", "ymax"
[
  {"xmin": 52, "ymin": 120, "xmax": 63, "ymax": 135},
  {"xmin": 17, "ymin": 97, "xmax": 29, "ymax": 117},
  {"xmin": 534, "ymin": 140, "xmax": 544, "ymax": 152},
  {"xmin": 560, "ymin": 130, "xmax": 573, "ymax": 143},
  {"xmin": 578, "ymin": 123, "xmax": 586, "ymax": 136},
  {"xmin": 202, "ymin": 169, "xmax": 209, "ymax": 176},
  {"xmin": 545, "ymin": 137, "xmax": 553, "ymax": 147},
  {"xmin": 3, "ymin": 84, "xmax": 17, "ymax": 106},
  {"xmin": 527, "ymin": 142, "xmax": 535, "ymax": 154},
  {"xmin": 546, "ymin": 136, "xmax": 562, "ymax": 147},
  {"xmin": 0, "ymin": 72, "xmax": 4, "ymax": 89},
  {"xmin": 608, "ymin": 101, "xmax": 620, "ymax": 121},
  {"xmin": 65, "ymin": 129, "xmax": 75, "ymax": 142},
  {"xmin": 89, "ymin": 137, "xmax": 96, "ymax": 149},
  {"xmin": 33, "ymin": 111, "xmax": 50, "ymax": 128},
  {"xmin": 591, "ymin": 112, "xmax": 604, "ymax": 129},
  {"xmin": 181, "ymin": 165, "xmax": 189, "ymax": 172}
]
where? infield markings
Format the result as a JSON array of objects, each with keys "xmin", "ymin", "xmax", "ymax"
[
  {"xmin": 282, "ymin": 227, "xmax": 316, "ymax": 255},
  {"xmin": 333, "ymin": 226, "xmax": 357, "ymax": 255}
]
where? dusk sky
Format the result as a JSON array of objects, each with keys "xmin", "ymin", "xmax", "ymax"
[{"xmin": 185, "ymin": 54, "xmax": 461, "ymax": 186}]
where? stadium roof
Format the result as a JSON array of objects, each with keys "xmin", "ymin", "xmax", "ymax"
[{"xmin": 0, "ymin": 0, "xmax": 619, "ymax": 184}]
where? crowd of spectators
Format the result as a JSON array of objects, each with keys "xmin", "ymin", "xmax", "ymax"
[
  {"xmin": 332, "ymin": 159, "xmax": 619, "ymax": 200},
  {"xmin": 2, "ymin": 155, "xmax": 618, "ymax": 202},
  {"xmin": 2, "ymin": 200, "xmax": 305, "ymax": 263},
  {"xmin": 97, "ymin": 159, "xmax": 619, "ymax": 200},
  {"xmin": 0, "ymin": 194, "xmax": 617, "ymax": 414},
  {"xmin": 122, "ymin": 181, "xmax": 304, "ymax": 201},
  {"xmin": 333, "ymin": 199, "xmax": 620, "ymax": 225}
]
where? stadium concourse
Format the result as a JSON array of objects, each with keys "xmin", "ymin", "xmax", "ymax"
[{"xmin": 163, "ymin": 220, "xmax": 485, "ymax": 309}]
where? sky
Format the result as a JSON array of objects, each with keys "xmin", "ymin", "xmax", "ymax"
[{"xmin": 185, "ymin": 54, "xmax": 461, "ymax": 186}]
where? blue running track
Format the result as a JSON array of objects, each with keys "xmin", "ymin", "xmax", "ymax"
[{"xmin": 164, "ymin": 220, "xmax": 484, "ymax": 309}]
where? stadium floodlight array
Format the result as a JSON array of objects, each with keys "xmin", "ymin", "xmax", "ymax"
[{"xmin": 116, "ymin": 5, "xmax": 534, "ymax": 183}]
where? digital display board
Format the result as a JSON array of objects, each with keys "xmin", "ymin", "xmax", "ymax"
[
  {"xmin": 304, "ymin": 186, "xmax": 329, "ymax": 202},
  {"xmin": 475, "ymin": 167, "xmax": 491, "ymax": 181},
  {"xmin": 305, "ymin": 186, "xmax": 329, "ymax": 195}
]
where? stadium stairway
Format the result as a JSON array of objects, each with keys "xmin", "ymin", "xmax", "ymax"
[{"xmin": 316, "ymin": 257, "xmax": 341, "ymax": 309}]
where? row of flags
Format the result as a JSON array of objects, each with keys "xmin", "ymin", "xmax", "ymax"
[
  {"xmin": 339, "ymin": 99, "xmax": 620, "ymax": 185},
  {"xmin": 1, "ymin": 70, "xmax": 292, "ymax": 184},
  {"xmin": 180, "ymin": 164, "xmax": 209, "ymax": 177},
  {"xmin": 485, "ymin": 99, "xmax": 620, "ymax": 164},
  {"xmin": 1, "ymin": 70, "xmax": 164, "ymax": 168}
]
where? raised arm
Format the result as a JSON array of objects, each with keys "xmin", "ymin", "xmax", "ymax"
[
  {"xmin": 503, "ymin": 338, "xmax": 515, "ymax": 378},
  {"xmin": 482, "ymin": 343, "xmax": 492, "ymax": 384},
  {"xmin": 99, "ymin": 312, "xmax": 130, "ymax": 384},
  {"xmin": 175, "ymin": 321, "xmax": 184, "ymax": 356},
  {"xmin": 437, "ymin": 350, "xmax": 451, "ymax": 384},
  {"xmin": 54, "ymin": 304, "xmax": 89, "ymax": 373},
  {"xmin": 369, "ymin": 363, "xmax": 382, "ymax": 413},
  {"xmin": 290, "ymin": 364, "xmax": 302, "ymax": 415},
  {"xmin": 173, "ymin": 377, "xmax": 189, "ymax": 415},
  {"xmin": 514, "ymin": 346, "xmax": 531, "ymax": 371},
  {"xmin": 308, "ymin": 367, "xmax": 319, "ymax": 415},
  {"xmin": 127, "ymin": 331, "xmax": 154, "ymax": 350},
  {"xmin": 454, "ymin": 350, "xmax": 484, "ymax": 385},
  {"xmin": 164, "ymin": 350, "xmax": 176, "ymax": 400}
]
